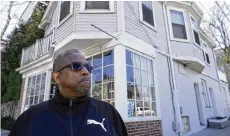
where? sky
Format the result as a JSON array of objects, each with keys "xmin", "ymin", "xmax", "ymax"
[{"xmin": 0, "ymin": 1, "xmax": 229, "ymax": 40}]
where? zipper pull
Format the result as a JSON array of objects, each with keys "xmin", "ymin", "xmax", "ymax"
[{"xmin": 69, "ymin": 100, "xmax": 73, "ymax": 107}]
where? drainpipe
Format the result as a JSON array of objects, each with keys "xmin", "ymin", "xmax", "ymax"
[{"xmin": 162, "ymin": 2, "xmax": 183, "ymax": 136}]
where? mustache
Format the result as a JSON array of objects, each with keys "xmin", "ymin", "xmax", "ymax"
[{"xmin": 79, "ymin": 78, "xmax": 90, "ymax": 83}]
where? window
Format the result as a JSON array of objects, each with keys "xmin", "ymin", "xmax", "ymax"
[
  {"xmin": 50, "ymin": 78, "xmax": 57, "ymax": 99},
  {"xmin": 169, "ymin": 9, "xmax": 187, "ymax": 40},
  {"xmin": 201, "ymin": 41, "xmax": 210, "ymax": 64},
  {"xmin": 140, "ymin": 1, "xmax": 155, "ymax": 28},
  {"xmin": 201, "ymin": 79, "xmax": 211, "ymax": 108},
  {"xmin": 24, "ymin": 72, "xmax": 47, "ymax": 111},
  {"xmin": 126, "ymin": 50, "xmax": 156, "ymax": 117},
  {"xmin": 85, "ymin": 1, "xmax": 109, "ymax": 10},
  {"xmin": 190, "ymin": 16, "xmax": 200, "ymax": 45},
  {"xmin": 59, "ymin": 1, "xmax": 71, "ymax": 22},
  {"xmin": 87, "ymin": 50, "xmax": 114, "ymax": 106}
]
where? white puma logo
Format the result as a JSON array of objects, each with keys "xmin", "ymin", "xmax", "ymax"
[{"xmin": 87, "ymin": 118, "xmax": 107, "ymax": 132}]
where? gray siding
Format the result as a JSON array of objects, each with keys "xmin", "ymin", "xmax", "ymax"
[
  {"xmin": 124, "ymin": 2, "xmax": 169, "ymax": 53},
  {"xmin": 73, "ymin": 1, "xmax": 117, "ymax": 33}
]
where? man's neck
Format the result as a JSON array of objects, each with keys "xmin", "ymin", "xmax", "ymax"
[{"xmin": 59, "ymin": 86, "xmax": 85, "ymax": 100}]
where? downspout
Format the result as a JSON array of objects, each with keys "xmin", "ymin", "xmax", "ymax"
[{"xmin": 162, "ymin": 2, "xmax": 183, "ymax": 136}]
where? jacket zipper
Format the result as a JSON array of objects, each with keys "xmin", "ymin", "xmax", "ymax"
[{"xmin": 69, "ymin": 100, "xmax": 73, "ymax": 136}]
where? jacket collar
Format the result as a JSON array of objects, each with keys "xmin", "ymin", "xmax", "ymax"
[{"xmin": 52, "ymin": 90, "xmax": 90, "ymax": 113}]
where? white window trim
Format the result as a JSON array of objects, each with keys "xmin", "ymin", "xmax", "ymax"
[
  {"xmin": 201, "ymin": 40, "xmax": 211, "ymax": 66},
  {"xmin": 125, "ymin": 47, "xmax": 161, "ymax": 120},
  {"xmin": 80, "ymin": 1, "xmax": 115, "ymax": 13},
  {"xmin": 58, "ymin": 1, "xmax": 74, "ymax": 27},
  {"xmin": 139, "ymin": 1, "xmax": 157, "ymax": 31},
  {"xmin": 167, "ymin": 6, "xmax": 190, "ymax": 43},
  {"xmin": 189, "ymin": 14, "xmax": 201, "ymax": 47}
]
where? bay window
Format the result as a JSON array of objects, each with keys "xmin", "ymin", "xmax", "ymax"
[
  {"xmin": 140, "ymin": 1, "xmax": 155, "ymax": 28},
  {"xmin": 24, "ymin": 72, "xmax": 47, "ymax": 111},
  {"xmin": 190, "ymin": 16, "xmax": 200, "ymax": 45},
  {"xmin": 87, "ymin": 50, "xmax": 114, "ymax": 106},
  {"xmin": 169, "ymin": 8, "xmax": 188, "ymax": 40},
  {"xmin": 126, "ymin": 50, "xmax": 157, "ymax": 117},
  {"xmin": 201, "ymin": 41, "xmax": 210, "ymax": 64}
]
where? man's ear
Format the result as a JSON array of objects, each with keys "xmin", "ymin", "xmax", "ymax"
[{"xmin": 52, "ymin": 72, "xmax": 61, "ymax": 84}]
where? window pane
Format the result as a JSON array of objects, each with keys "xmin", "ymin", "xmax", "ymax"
[
  {"xmin": 42, "ymin": 73, "xmax": 46, "ymax": 84},
  {"xmin": 39, "ymin": 95, "xmax": 44, "ymax": 103},
  {"xmin": 126, "ymin": 50, "xmax": 133, "ymax": 66},
  {"xmin": 141, "ymin": 57, "xmax": 147, "ymax": 71},
  {"xmin": 35, "ymin": 85, "xmax": 40, "ymax": 95},
  {"xmin": 30, "ymin": 85, "xmax": 35, "ymax": 95},
  {"xmin": 205, "ymin": 53, "xmax": 210, "ymax": 64},
  {"xmin": 92, "ymin": 84, "xmax": 102, "ymax": 100},
  {"xmin": 103, "ymin": 50, "xmax": 113, "ymax": 66},
  {"xmin": 148, "ymin": 73, "xmax": 154, "ymax": 86},
  {"xmin": 86, "ymin": 1, "xmax": 109, "ymax": 9},
  {"xmin": 93, "ymin": 54, "xmax": 102, "ymax": 69},
  {"xmin": 29, "ymin": 97, "xmax": 34, "ymax": 106},
  {"xmin": 128, "ymin": 100, "xmax": 136, "ymax": 117},
  {"xmin": 34, "ymin": 96, "xmax": 38, "ymax": 105},
  {"xmin": 151, "ymin": 102, "xmax": 157, "ymax": 116},
  {"xmin": 143, "ymin": 86, "xmax": 149, "ymax": 101},
  {"xmin": 147, "ymin": 59, "xmax": 153, "ymax": 72},
  {"xmin": 170, "ymin": 10, "xmax": 185, "ymax": 25},
  {"xmin": 36, "ymin": 74, "xmax": 41, "ymax": 85},
  {"xmin": 127, "ymin": 82, "xmax": 135, "ymax": 99},
  {"xmin": 142, "ymin": 2, "xmax": 154, "ymax": 26},
  {"xmin": 141, "ymin": 71, "xmax": 148, "ymax": 85},
  {"xmin": 60, "ymin": 1, "xmax": 70, "ymax": 22},
  {"xmin": 193, "ymin": 30, "xmax": 200, "ymax": 45},
  {"xmin": 93, "ymin": 69, "xmax": 102, "ymax": 84},
  {"xmin": 136, "ymin": 85, "xmax": 142, "ymax": 100},
  {"xmin": 27, "ymin": 77, "xmax": 32, "ymax": 87},
  {"xmin": 172, "ymin": 24, "xmax": 187, "ymax": 39},
  {"xmin": 126, "ymin": 66, "xmax": 134, "ymax": 82},
  {"xmin": 103, "ymin": 66, "xmax": 114, "ymax": 82},
  {"xmin": 133, "ymin": 53, "xmax": 141, "ymax": 69},
  {"xmin": 191, "ymin": 17, "xmax": 198, "ymax": 30},
  {"xmin": 40, "ymin": 83, "xmax": 45, "ymax": 95},
  {"xmin": 144, "ymin": 101, "xmax": 151, "ymax": 116},
  {"xmin": 136, "ymin": 101, "xmax": 144, "ymax": 116},
  {"xmin": 134, "ymin": 69, "xmax": 141, "ymax": 84},
  {"xmin": 150, "ymin": 87, "xmax": 156, "ymax": 101},
  {"xmin": 103, "ymin": 82, "xmax": 114, "ymax": 99}
]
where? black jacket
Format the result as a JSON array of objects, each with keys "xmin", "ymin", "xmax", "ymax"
[{"xmin": 9, "ymin": 91, "xmax": 128, "ymax": 136}]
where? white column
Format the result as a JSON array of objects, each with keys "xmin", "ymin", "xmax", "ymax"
[
  {"xmin": 44, "ymin": 70, "xmax": 52, "ymax": 101},
  {"xmin": 114, "ymin": 44, "xmax": 128, "ymax": 121},
  {"xmin": 20, "ymin": 77, "xmax": 28, "ymax": 114}
]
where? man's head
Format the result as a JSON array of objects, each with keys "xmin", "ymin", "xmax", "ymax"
[{"xmin": 52, "ymin": 49, "xmax": 92, "ymax": 98}]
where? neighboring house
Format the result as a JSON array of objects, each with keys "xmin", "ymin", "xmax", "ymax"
[
  {"xmin": 15, "ymin": 1, "xmax": 227, "ymax": 136},
  {"xmin": 214, "ymin": 48, "xmax": 230, "ymax": 117}
]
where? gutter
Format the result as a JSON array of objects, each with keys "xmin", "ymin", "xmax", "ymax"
[{"xmin": 162, "ymin": 2, "xmax": 183, "ymax": 136}]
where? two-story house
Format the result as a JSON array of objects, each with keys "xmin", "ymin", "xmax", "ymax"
[{"xmin": 16, "ymin": 1, "xmax": 227, "ymax": 136}]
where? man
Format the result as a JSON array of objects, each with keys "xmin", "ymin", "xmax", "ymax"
[{"xmin": 9, "ymin": 49, "xmax": 128, "ymax": 136}]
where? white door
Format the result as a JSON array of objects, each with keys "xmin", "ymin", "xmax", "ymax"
[
  {"xmin": 194, "ymin": 83, "xmax": 205, "ymax": 125},
  {"xmin": 209, "ymin": 88, "xmax": 217, "ymax": 117}
]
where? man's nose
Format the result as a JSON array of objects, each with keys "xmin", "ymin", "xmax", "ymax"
[{"xmin": 81, "ymin": 67, "xmax": 89, "ymax": 76}]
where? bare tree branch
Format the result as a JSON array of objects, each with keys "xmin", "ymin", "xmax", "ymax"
[{"xmin": 1, "ymin": 1, "xmax": 13, "ymax": 40}]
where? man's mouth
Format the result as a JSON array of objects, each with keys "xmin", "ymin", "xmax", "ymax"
[{"xmin": 79, "ymin": 78, "xmax": 90, "ymax": 83}]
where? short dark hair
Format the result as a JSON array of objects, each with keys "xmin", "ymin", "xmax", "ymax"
[{"xmin": 53, "ymin": 49, "xmax": 80, "ymax": 72}]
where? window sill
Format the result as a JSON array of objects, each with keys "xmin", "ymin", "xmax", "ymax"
[
  {"xmin": 205, "ymin": 62, "xmax": 211, "ymax": 67},
  {"xmin": 79, "ymin": 10, "xmax": 116, "ymax": 14},
  {"xmin": 140, "ymin": 20, "xmax": 157, "ymax": 33},
  {"xmin": 170, "ymin": 38, "xmax": 190, "ymax": 43},
  {"xmin": 58, "ymin": 13, "xmax": 73, "ymax": 28},
  {"xmin": 125, "ymin": 116, "xmax": 161, "ymax": 122}
]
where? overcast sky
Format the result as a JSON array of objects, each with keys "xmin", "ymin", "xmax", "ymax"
[{"xmin": 0, "ymin": 1, "xmax": 229, "ymax": 40}]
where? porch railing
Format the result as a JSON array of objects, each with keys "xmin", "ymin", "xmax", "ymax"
[{"xmin": 21, "ymin": 32, "xmax": 53, "ymax": 66}]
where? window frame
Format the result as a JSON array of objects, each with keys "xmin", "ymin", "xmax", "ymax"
[
  {"xmin": 58, "ymin": 1, "xmax": 73, "ymax": 26},
  {"xmin": 201, "ymin": 40, "xmax": 211, "ymax": 66},
  {"xmin": 167, "ymin": 7, "xmax": 190, "ymax": 42},
  {"xmin": 80, "ymin": 1, "xmax": 115, "ymax": 13},
  {"xmin": 125, "ymin": 48, "xmax": 159, "ymax": 119},
  {"xmin": 139, "ymin": 1, "xmax": 157, "ymax": 31},
  {"xmin": 189, "ymin": 14, "xmax": 201, "ymax": 46}
]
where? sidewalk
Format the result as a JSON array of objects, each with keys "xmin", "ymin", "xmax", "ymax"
[{"xmin": 192, "ymin": 126, "xmax": 230, "ymax": 136}]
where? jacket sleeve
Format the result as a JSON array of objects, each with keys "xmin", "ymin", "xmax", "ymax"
[
  {"xmin": 9, "ymin": 109, "xmax": 32, "ymax": 136},
  {"xmin": 111, "ymin": 106, "xmax": 128, "ymax": 136}
]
